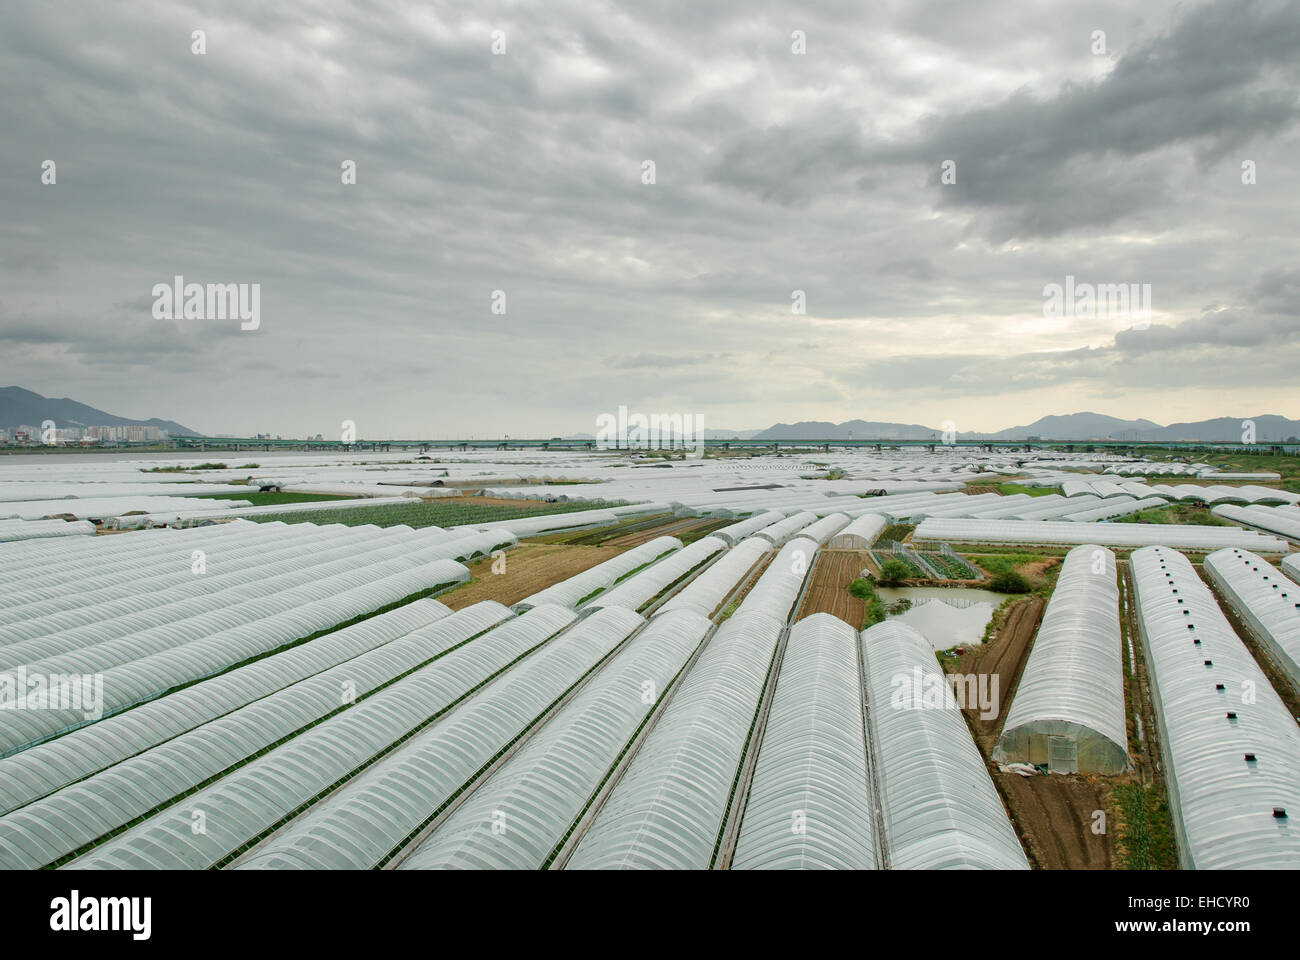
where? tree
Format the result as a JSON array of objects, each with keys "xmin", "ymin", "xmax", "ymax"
[
  {"xmin": 989, "ymin": 570, "xmax": 1031, "ymax": 593},
  {"xmin": 878, "ymin": 558, "xmax": 912, "ymax": 585}
]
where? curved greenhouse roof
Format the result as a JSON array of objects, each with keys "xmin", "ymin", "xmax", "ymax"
[
  {"xmin": 566, "ymin": 610, "xmax": 785, "ymax": 869},
  {"xmin": 1203, "ymin": 548, "xmax": 1300, "ymax": 700},
  {"xmin": 396, "ymin": 610, "xmax": 713, "ymax": 870},
  {"xmin": 862, "ymin": 621, "xmax": 1028, "ymax": 870},
  {"xmin": 828, "ymin": 514, "xmax": 886, "ymax": 550},
  {"xmin": 0, "ymin": 597, "xmax": 457, "ymax": 817},
  {"xmin": 0, "ymin": 602, "xmax": 527, "ymax": 870},
  {"xmin": 914, "ymin": 517, "xmax": 1289, "ymax": 552},
  {"xmin": 1130, "ymin": 546, "xmax": 1300, "ymax": 869},
  {"xmin": 583, "ymin": 536, "xmax": 725, "ymax": 613},
  {"xmin": 513, "ymin": 536, "xmax": 682, "ymax": 610},
  {"xmin": 0, "ymin": 558, "xmax": 470, "ymax": 757},
  {"xmin": 62, "ymin": 603, "xmax": 577, "ymax": 870},
  {"xmin": 737, "ymin": 537, "xmax": 817, "ymax": 624},
  {"xmin": 993, "ymin": 544, "xmax": 1129, "ymax": 774},
  {"xmin": 753, "ymin": 511, "xmax": 818, "ymax": 546},
  {"xmin": 655, "ymin": 537, "xmax": 770, "ymax": 619},
  {"xmin": 731, "ymin": 613, "xmax": 876, "ymax": 870},
  {"xmin": 234, "ymin": 606, "xmax": 646, "ymax": 869},
  {"xmin": 713, "ymin": 511, "xmax": 786, "ymax": 545}
]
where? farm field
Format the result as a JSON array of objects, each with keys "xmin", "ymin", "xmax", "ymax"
[
  {"xmin": 437, "ymin": 543, "xmax": 623, "ymax": 610},
  {"xmin": 243, "ymin": 497, "xmax": 625, "ymax": 529},
  {"xmin": 796, "ymin": 549, "xmax": 872, "ymax": 625}
]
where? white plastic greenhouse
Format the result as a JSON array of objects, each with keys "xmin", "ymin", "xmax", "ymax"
[
  {"xmin": 828, "ymin": 513, "xmax": 887, "ymax": 549},
  {"xmin": 233, "ymin": 606, "xmax": 647, "ymax": 870},
  {"xmin": 1130, "ymin": 546, "xmax": 1300, "ymax": 869},
  {"xmin": 513, "ymin": 536, "xmax": 682, "ymax": 610},
  {"xmin": 583, "ymin": 536, "xmax": 726, "ymax": 613},
  {"xmin": 713, "ymin": 511, "xmax": 786, "ymax": 545},
  {"xmin": 396, "ymin": 610, "xmax": 714, "ymax": 870},
  {"xmin": 862, "ymin": 621, "xmax": 1029, "ymax": 870},
  {"xmin": 914, "ymin": 517, "xmax": 1290, "ymax": 552},
  {"xmin": 566, "ymin": 610, "xmax": 785, "ymax": 869},
  {"xmin": 64, "ymin": 603, "xmax": 586, "ymax": 870},
  {"xmin": 655, "ymin": 536, "xmax": 771, "ymax": 619},
  {"xmin": 0, "ymin": 601, "xmax": 539, "ymax": 870},
  {"xmin": 795, "ymin": 512, "xmax": 851, "ymax": 545},
  {"xmin": 753, "ymin": 511, "xmax": 818, "ymax": 545},
  {"xmin": 0, "ymin": 598, "xmax": 459, "ymax": 818},
  {"xmin": 736, "ymin": 536, "xmax": 818, "ymax": 623},
  {"xmin": 731, "ymin": 613, "xmax": 877, "ymax": 870},
  {"xmin": 993, "ymin": 544, "xmax": 1129, "ymax": 774},
  {"xmin": 1203, "ymin": 548, "xmax": 1300, "ymax": 699}
]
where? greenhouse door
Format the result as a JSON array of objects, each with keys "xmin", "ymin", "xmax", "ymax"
[{"xmin": 1047, "ymin": 736, "xmax": 1078, "ymax": 774}]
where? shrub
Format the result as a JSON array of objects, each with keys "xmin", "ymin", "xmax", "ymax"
[
  {"xmin": 989, "ymin": 570, "xmax": 1031, "ymax": 593},
  {"xmin": 849, "ymin": 578, "xmax": 875, "ymax": 600},
  {"xmin": 878, "ymin": 558, "xmax": 912, "ymax": 585}
]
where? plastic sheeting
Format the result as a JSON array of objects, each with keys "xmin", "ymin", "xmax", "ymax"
[
  {"xmin": 993, "ymin": 545, "xmax": 1129, "ymax": 774},
  {"xmin": 731, "ymin": 613, "xmax": 877, "ymax": 870},
  {"xmin": 1204, "ymin": 548, "xmax": 1300, "ymax": 699},
  {"xmin": 396, "ymin": 610, "xmax": 712, "ymax": 870},
  {"xmin": 566, "ymin": 610, "xmax": 785, "ymax": 869},
  {"xmin": 234, "ymin": 606, "xmax": 646, "ymax": 869},
  {"xmin": 64, "ymin": 604, "xmax": 578, "ymax": 870},
  {"xmin": 862, "ymin": 621, "xmax": 1028, "ymax": 870},
  {"xmin": 656, "ymin": 537, "xmax": 770, "ymax": 619},
  {"xmin": 1130, "ymin": 546, "xmax": 1300, "ymax": 869}
]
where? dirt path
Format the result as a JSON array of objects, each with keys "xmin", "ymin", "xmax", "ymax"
[
  {"xmin": 954, "ymin": 596, "xmax": 1044, "ymax": 743},
  {"xmin": 438, "ymin": 542, "xmax": 622, "ymax": 610}
]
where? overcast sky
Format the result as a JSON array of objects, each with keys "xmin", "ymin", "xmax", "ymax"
[{"xmin": 3, "ymin": 0, "xmax": 1298, "ymax": 438}]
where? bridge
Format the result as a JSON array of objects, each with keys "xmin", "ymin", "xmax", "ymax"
[{"xmin": 169, "ymin": 436, "xmax": 1298, "ymax": 455}]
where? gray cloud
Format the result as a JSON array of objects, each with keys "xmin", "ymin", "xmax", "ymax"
[{"xmin": 1, "ymin": 0, "xmax": 1297, "ymax": 436}]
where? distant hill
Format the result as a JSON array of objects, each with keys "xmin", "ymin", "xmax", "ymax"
[
  {"xmin": 0, "ymin": 386, "xmax": 200, "ymax": 436},
  {"xmin": 759, "ymin": 419, "xmax": 941, "ymax": 441},
  {"xmin": 753, "ymin": 411, "xmax": 1300, "ymax": 442}
]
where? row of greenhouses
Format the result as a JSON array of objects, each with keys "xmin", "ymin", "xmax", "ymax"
[{"xmin": 1130, "ymin": 547, "xmax": 1300, "ymax": 869}]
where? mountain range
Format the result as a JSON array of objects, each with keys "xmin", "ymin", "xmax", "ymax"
[
  {"xmin": 5, "ymin": 388, "xmax": 1298, "ymax": 443},
  {"xmin": 754, "ymin": 412, "xmax": 1300, "ymax": 442},
  {"xmin": 0, "ymin": 386, "xmax": 198, "ymax": 437}
]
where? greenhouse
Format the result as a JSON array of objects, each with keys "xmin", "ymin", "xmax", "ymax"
[
  {"xmin": 914, "ymin": 517, "xmax": 1290, "ymax": 552},
  {"xmin": 736, "ymin": 537, "xmax": 818, "ymax": 623},
  {"xmin": 396, "ymin": 610, "xmax": 713, "ymax": 870},
  {"xmin": 795, "ymin": 512, "xmax": 851, "ymax": 545},
  {"xmin": 993, "ymin": 545, "xmax": 1129, "ymax": 774},
  {"xmin": 862, "ymin": 621, "xmax": 1029, "ymax": 870},
  {"xmin": 513, "ymin": 536, "xmax": 682, "ymax": 610},
  {"xmin": 0, "ymin": 518, "xmax": 97, "ymax": 542},
  {"xmin": 583, "ymin": 536, "xmax": 726, "ymax": 613},
  {"xmin": 1130, "ymin": 547, "xmax": 1300, "ymax": 869},
  {"xmin": 713, "ymin": 510, "xmax": 786, "ymax": 545},
  {"xmin": 234, "ymin": 606, "xmax": 646, "ymax": 869},
  {"xmin": 752, "ymin": 510, "xmax": 818, "ymax": 545},
  {"xmin": 655, "ymin": 537, "xmax": 770, "ymax": 619},
  {"xmin": 0, "ymin": 559, "xmax": 470, "ymax": 757},
  {"xmin": 1213, "ymin": 503, "xmax": 1300, "ymax": 543},
  {"xmin": 1203, "ymin": 548, "xmax": 1300, "ymax": 699},
  {"xmin": 731, "ymin": 613, "xmax": 877, "ymax": 870},
  {"xmin": 62, "ymin": 603, "xmax": 581, "ymax": 870},
  {"xmin": 0, "ymin": 602, "xmax": 535, "ymax": 870},
  {"xmin": 566, "ymin": 610, "xmax": 785, "ymax": 869},
  {"xmin": 827, "ymin": 513, "xmax": 886, "ymax": 549}
]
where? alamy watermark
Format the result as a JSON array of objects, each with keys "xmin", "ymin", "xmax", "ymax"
[
  {"xmin": 1043, "ymin": 275, "xmax": 1151, "ymax": 329},
  {"xmin": 890, "ymin": 666, "xmax": 999, "ymax": 720},
  {"xmin": 152, "ymin": 275, "xmax": 260, "ymax": 330},
  {"xmin": 596, "ymin": 405, "xmax": 705, "ymax": 456},
  {"xmin": 0, "ymin": 668, "xmax": 104, "ymax": 721}
]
